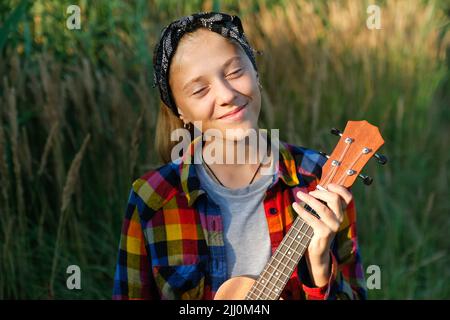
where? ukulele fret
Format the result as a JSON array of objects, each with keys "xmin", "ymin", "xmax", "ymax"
[{"xmin": 248, "ymin": 218, "xmax": 313, "ymax": 300}]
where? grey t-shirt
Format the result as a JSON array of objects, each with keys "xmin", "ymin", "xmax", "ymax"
[{"xmin": 195, "ymin": 157, "xmax": 275, "ymax": 279}]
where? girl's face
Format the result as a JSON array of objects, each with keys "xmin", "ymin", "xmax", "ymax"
[{"xmin": 169, "ymin": 28, "xmax": 261, "ymax": 141}]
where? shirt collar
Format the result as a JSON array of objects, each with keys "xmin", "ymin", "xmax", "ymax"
[{"xmin": 178, "ymin": 134, "xmax": 300, "ymax": 206}]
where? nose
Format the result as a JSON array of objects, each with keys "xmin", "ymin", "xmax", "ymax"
[{"xmin": 214, "ymin": 78, "xmax": 238, "ymax": 107}]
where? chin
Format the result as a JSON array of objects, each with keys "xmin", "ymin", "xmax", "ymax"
[{"xmin": 222, "ymin": 121, "xmax": 259, "ymax": 142}]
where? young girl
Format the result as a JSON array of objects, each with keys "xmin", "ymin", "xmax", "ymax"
[{"xmin": 113, "ymin": 12, "xmax": 367, "ymax": 300}]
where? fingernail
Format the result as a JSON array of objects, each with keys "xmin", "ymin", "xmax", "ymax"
[{"xmin": 297, "ymin": 191, "xmax": 305, "ymax": 198}]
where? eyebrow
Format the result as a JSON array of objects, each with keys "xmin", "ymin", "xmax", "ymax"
[{"xmin": 182, "ymin": 56, "xmax": 242, "ymax": 92}]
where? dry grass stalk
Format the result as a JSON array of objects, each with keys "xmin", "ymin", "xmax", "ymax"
[
  {"xmin": 132, "ymin": 74, "xmax": 153, "ymax": 112},
  {"xmin": 38, "ymin": 121, "xmax": 59, "ymax": 176},
  {"xmin": 108, "ymin": 76, "xmax": 127, "ymax": 150},
  {"xmin": 7, "ymin": 86, "xmax": 25, "ymax": 222},
  {"xmin": 0, "ymin": 123, "xmax": 10, "ymax": 217},
  {"xmin": 66, "ymin": 75, "xmax": 87, "ymax": 130},
  {"xmin": 82, "ymin": 59, "xmax": 102, "ymax": 131},
  {"xmin": 49, "ymin": 133, "xmax": 91, "ymax": 297},
  {"xmin": 129, "ymin": 111, "xmax": 144, "ymax": 177},
  {"xmin": 61, "ymin": 133, "xmax": 91, "ymax": 213},
  {"xmin": 20, "ymin": 127, "xmax": 33, "ymax": 179},
  {"xmin": 39, "ymin": 55, "xmax": 62, "ymax": 130},
  {"xmin": 40, "ymin": 56, "xmax": 67, "ymax": 192},
  {"xmin": 28, "ymin": 73, "xmax": 44, "ymax": 109}
]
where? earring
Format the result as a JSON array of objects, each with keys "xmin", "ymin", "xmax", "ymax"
[{"xmin": 179, "ymin": 115, "xmax": 191, "ymax": 130}]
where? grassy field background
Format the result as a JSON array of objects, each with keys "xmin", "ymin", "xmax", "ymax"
[{"xmin": 0, "ymin": 0, "xmax": 449, "ymax": 299}]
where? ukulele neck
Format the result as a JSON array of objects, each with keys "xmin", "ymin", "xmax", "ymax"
[{"xmin": 245, "ymin": 215, "xmax": 313, "ymax": 300}]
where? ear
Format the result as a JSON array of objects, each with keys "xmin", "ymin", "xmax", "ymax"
[{"xmin": 177, "ymin": 107, "xmax": 189, "ymax": 124}]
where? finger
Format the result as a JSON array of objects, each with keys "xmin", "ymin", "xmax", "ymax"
[
  {"xmin": 296, "ymin": 190, "xmax": 338, "ymax": 222},
  {"xmin": 292, "ymin": 202, "xmax": 329, "ymax": 235},
  {"xmin": 308, "ymin": 189, "xmax": 345, "ymax": 224},
  {"xmin": 296, "ymin": 191, "xmax": 340, "ymax": 232},
  {"xmin": 296, "ymin": 191, "xmax": 329, "ymax": 214},
  {"xmin": 327, "ymin": 184, "xmax": 353, "ymax": 206}
]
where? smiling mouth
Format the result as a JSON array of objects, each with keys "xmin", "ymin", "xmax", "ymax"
[{"xmin": 218, "ymin": 103, "xmax": 248, "ymax": 119}]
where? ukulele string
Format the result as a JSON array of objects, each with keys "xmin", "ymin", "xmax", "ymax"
[
  {"xmin": 249, "ymin": 231, "xmax": 294, "ymax": 299},
  {"xmin": 320, "ymin": 164, "xmax": 337, "ymax": 189},
  {"xmin": 322, "ymin": 137, "xmax": 353, "ymax": 186},
  {"xmin": 253, "ymin": 219, "xmax": 312, "ymax": 300},
  {"xmin": 250, "ymin": 220, "xmax": 300, "ymax": 299},
  {"xmin": 336, "ymin": 149, "xmax": 362, "ymax": 185},
  {"xmin": 265, "ymin": 220, "xmax": 312, "ymax": 300},
  {"xmin": 247, "ymin": 224, "xmax": 289, "ymax": 299}
]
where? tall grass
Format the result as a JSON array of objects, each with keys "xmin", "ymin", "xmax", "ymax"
[{"xmin": 0, "ymin": 0, "xmax": 449, "ymax": 299}]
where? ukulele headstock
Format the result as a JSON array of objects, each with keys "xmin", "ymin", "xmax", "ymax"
[{"xmin": 318, "ymin": 120, "xmax": 386, "ymax": 189}]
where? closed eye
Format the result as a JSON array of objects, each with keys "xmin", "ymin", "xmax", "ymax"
[
  {"xmin": 192, "ymin": 87, "xmax": 207, "ymax": 96},
  {"xmin": 227, "ymin": 68, "xmax": 242, "ymax": 77}
]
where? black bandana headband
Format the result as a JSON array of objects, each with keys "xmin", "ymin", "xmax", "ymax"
[{"xmin": 152, "ymin": 12, "xmax": 260, "ymax": 117}]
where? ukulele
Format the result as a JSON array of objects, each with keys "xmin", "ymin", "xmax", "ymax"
[{"xmin": 214, "ymin": 120, "xmax": 386, "ymax": 300}]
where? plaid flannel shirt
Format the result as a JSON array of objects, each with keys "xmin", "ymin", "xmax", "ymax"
[{"xmin": 113, "ymin": 136, "xmax": 367, "ymax": 300}]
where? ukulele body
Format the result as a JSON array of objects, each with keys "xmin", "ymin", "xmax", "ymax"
[{"xmin": 214, "ymin": 276, "xmax": 284, "ymax": 300}]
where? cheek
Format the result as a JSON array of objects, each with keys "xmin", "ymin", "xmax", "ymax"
[
  {"xmin": 182, "ymin": 99, "xmax": 215, "ymax": 121},
  {"xmin": 233, "ymin": 73, "xmax": 257, "ymax": 95},
  {"xmin": 242, "ymin": 74, "xmax": 261, "ymax": 109}
]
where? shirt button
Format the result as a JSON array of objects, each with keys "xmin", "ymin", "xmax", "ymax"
[{"xmin": 269, "ymin": 208, "xmax": 278, "ymax": 215}]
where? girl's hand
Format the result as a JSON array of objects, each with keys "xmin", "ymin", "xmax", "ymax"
[{"xmin": 292, "ymin": 183, "xmax": 353, "ymax": 287}]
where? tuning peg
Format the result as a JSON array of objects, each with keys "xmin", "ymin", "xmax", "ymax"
[
  {"xmin": 320, "ymin": 150, "xmax": 373, "ymax": 186},
  {"xmin": 330, "ymin": 128, "xmax": 342, "ymax": 137},
  {"xmin": 358, "ymin": 174, "xmax": 373, "ymax": 185},
  {"xmin": 373, "ymin": 153, "xmax": 388, "ymax": 165},
  {"xmin": 319, "ymin": 151, "xmax": 330, "ymax": 159},
  {"xmin": 330, "ymin": 127, "xmax": 387, "ymax": 165}
]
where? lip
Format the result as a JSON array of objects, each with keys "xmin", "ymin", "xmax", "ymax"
[{"xmin": 218, "ymin": 103, "xmax": 248, "ymax": 120}]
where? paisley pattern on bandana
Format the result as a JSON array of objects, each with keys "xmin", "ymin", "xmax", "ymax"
[{"xmin": 152, "ymin": 12, "xmax": 260, "ymax": 116}]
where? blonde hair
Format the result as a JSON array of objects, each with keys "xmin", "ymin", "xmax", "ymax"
[
  {"xmin": 155, "ymin": 102, "xmax": 194, "ymax": 163},
  {"xmin": 155, "ymin": 31, "xmax": 200, "ymax": 164}
]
